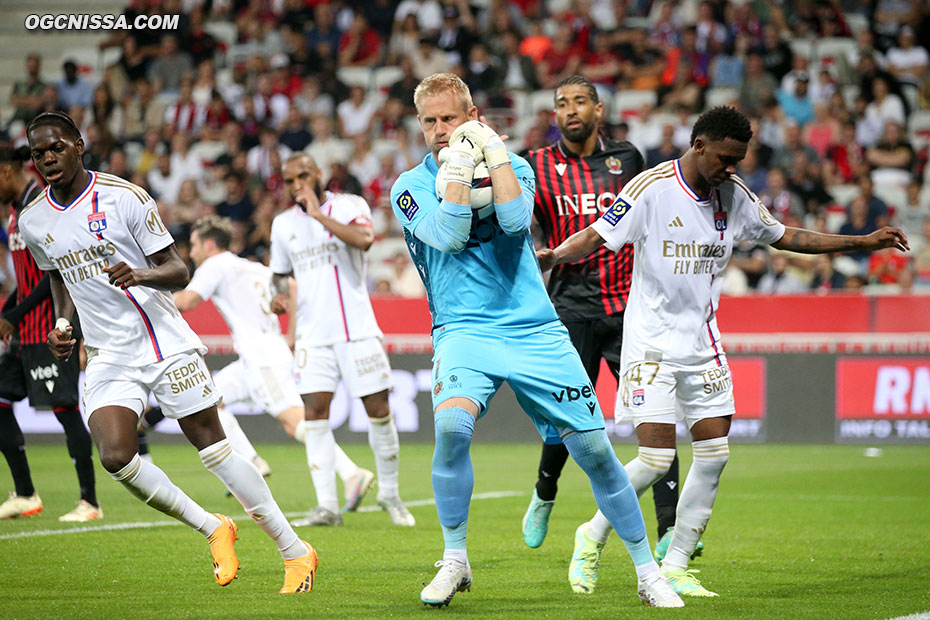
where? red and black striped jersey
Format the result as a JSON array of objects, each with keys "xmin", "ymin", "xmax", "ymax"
[
  {"xmin": 8, "ymin": 180, "xmax": 52, "ymax": 345},
  {"xmin": 530, "ymin": 137, "xmax": 644, "ymax": 319}
]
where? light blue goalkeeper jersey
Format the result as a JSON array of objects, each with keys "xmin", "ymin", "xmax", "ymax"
[{"xmin": 390, "ymin": 152, "xmax": 559, "ymax": 335}]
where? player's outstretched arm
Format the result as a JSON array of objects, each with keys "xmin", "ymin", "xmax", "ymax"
[
  {"xmin": 103, "ymin": 244, "xmax": 190, "ymax": 291},
  {"xmin": 173, "ymin": 290, "xmax": 204, "ymax": 312},
  {"xmin": 536, "ymin": 226, "xmax": 607, "ymax": 272},
  {"xmin": 772, "ymin": 226, "xmax": 909, "ymax": 254},
  {"xmin": 271, "ymin": 272, "xmax": 292, "ymax": 314},
  {"xmin": 47, "ymin": 270, "xmax": 76, "ymax": 360}
]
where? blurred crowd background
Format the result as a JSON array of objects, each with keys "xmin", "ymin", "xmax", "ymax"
[{"xmin": 2, "ymin": 0, "xmax": 930, "ymax": 297}]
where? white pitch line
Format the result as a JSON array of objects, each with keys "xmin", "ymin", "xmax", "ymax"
[
  {"xmin": 0, "ymin": 491, "xmax": 522, "ymax": 541},
  {"xmin": 883, "ymin": 613, "xmax": 930, "ymax": 620}
]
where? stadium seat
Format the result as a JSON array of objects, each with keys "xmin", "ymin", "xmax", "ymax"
[
  {"xmin": 373, "ymin": 66, "xmax": 403, "ymax": 93},
  {"xmin": 907, "ymin": 110, "xmax": 930, "ymax": 148},
  {"xmin": 611, "ymin": 90, "xmax": 657, "ymax": 122},
  {"xmin": 337, "ymin": 67, "xmax": 373, "ymax": 90},
  {"xmin": 705, "ymin": 87, "xmax": 739, "ymax": 108},
  {"xmin": 871, "ymin": 183, "xmax": 907, "ymax": 210},
  {"xmin": 203, "ymin": 21, "xmax": 237, "ymax": 46},
  {"xmin": 789, "ymin": 38, "xmax": 815, "ymax": 61},
  {"xmin": 815, "ymin": 38, "xmax": 856, "ymax": 69},
  {"xmin": 827, "ymin": 184, "xmax": 860, "ymax": 207},
  {"xmin": 528, "ymin": 89, "xmax": 555, "ymax": 113}
]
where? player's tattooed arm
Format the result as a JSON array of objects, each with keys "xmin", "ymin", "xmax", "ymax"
[
  {"xmin": 104, "ymin": 244, "xmax": 190, "ymax": 290},
  {"xmin": 536, "ymin": 226, "xmax": 606, "ymax": 272},
  {"xmin": 772, "ymin": 226, "xmax": 909, "ymax": 254}
]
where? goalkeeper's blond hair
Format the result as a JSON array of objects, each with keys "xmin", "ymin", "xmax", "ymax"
[
  {"xmin": 413, "ymin": 73, "xmax": 474, "ymax": 114},
  {"xmin": 192, "ymin": 215, "xmax": 233, "ymax": 250}
]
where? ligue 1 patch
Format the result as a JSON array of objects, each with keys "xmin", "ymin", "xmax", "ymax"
[
  {"xmin": 632, "ymin": 388, "xmax": 645, "ymax": 407},
  {"xmin": 87, "ymin": 211, "xmax": 107, "ymax": 234},
  {"xmin": 396, "ymin": 189, "xmax": 420, "ymax": 221},
  {"xmin": 601, "ymin": 196, "xmax": 632, "ymax": 226},
  {"xmin": 605, "ymin": 156, "xmax": 623, "ymax": 175}
]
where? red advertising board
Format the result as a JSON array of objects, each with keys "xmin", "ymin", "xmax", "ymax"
[{"xmin": 836, "ymin": 358, "xmax": 930, "ymax": 419}]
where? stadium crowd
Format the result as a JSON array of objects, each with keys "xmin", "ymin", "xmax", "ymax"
[{"xmin": 2, "ymin": 0, "xmax": 930, "ymax": 296}]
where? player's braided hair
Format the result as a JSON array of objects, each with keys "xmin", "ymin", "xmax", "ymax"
[
  {"xmin": 27, "ymin": 111, "xmax": 82, "ymax": 142},
  {"xmin": 555, "ymin": 75, "xmax": 599, "ymax": 104},
  {"xmin": 192, "ymin": 215, "xmax": 233, "ymax": 250},
  {"xmin": 0, "ymin": 144, "xmax": 31, "ymax": 167},
  {"xmin": 690, "ymin": 106, "xmax": 752, "ymax": 146}
]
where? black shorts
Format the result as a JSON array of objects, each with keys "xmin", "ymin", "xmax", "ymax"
[
  {"xmin": 0, "ymin": 343, "xmax": 81, "ymax": 408},
  {"xmin": 562, "ymin": 314, "xmax": 624, "ymax": 384}
]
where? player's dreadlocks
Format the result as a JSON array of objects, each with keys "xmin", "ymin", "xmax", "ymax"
[
  {"xmin": 27, "ymin": 111, "xmax": 82, "ymax": 142},
  {"xmin": 690, "ymin": 106, "xmax": 753, "ymax": 146},
  {"xmin": 555, "ymin": 75, "xmax": 599, "ymax": 104},
  {"xmin": 192, "ymin": 215, "xmax": 233, "ymax": 250}
]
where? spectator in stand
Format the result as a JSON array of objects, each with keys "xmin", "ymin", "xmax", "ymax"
[
  {"xmin": 895, "ymin": 179, "xmax": 930, "ymax": 241},
  {"xmin": 866, "ymin": 76, "xmax": 907, "ymax": 128},
  {"xmin": 787, "ymin": 151, "xmax": 833, "ymax": 219},
  {"xmin": 760, "ymin": 167, "xmax": 804, "ymax": 226},
  {"xmin": 436, "ymin": 5, "xmax": 476, "ymax": 66},
  {"xmin": 148, "ymin": 35, "xmax": 194, "ymax": 93},
  {"xmin": 347, "ymin": 134, "xmax": 381, "ymax": 188},
  {"xmin": 810, "ymin": 255, "xmax": 847, "ymax": 292},
  {"xmin": 581, "ymin": 31, "xmax": 623, "ymax": 97},
  {"xmin": 181, "ymin": 7, "xmax": 219, "ymax": 66},
  {"xmin": 217, "ymin": 170, "xmax": 255, "ymax": 223},
  {"xmin": 104, "ymin": 148, "xmax": 130, "ymax": 180},
  {"xmin": 364, "ymin": 152, "xmax": 399, "ymax": 211},
  {"xmin": 825, "ymin": 120, "xmax": 868, "ymax": 185},
  {"xmin": 537, "ymin": 22, "xmax": 582, "ymax": 89},
  {"xmin": 247, "ymin": 74, "xmax": 290, "ymax": 130},
  {"xmin": 466, "ymin": 42, "xmax": 505, "ymax": 107},
  {"xmin": 169, "ymin": 134, "xmax": 204, "ymax": 183},
  {"xmin": 803, "ymin": 103, "xmax": 839, "ymax": 160},
  {"xmin": 337, "ymin": 85, "xmax": 378, "ymax": 138},
  {"xmin": 134, "ymin": 128, "xmax": 164, "ymax": 177},
  {"xmin": 694, "ymin": 0, "xmax": 727, "ymax": 54},
  {"xmin": 306, "ymin": 3, "xmax": 343, "ymax": 62},
  {"xmin": 887, "ymin": 26, "xmax": 929, "ymax": 87},
  {"xmin": 56, "ymin": 60, "xmax": 93, "ymax": 111},
  {"xmin": 868, "ymin": 247, "xmax": 911, "ymax": 285},
  {"xmin": 247, "ymin": 125, "xmax": 292, "ymax": 181},
  {"xmin": 758, "ymin": 24, "xmax": 792, "ymax": 81},
  {"xmin": 645, "ymin": 124, "xmax": 681, "ymax": 168},
  {"xmin": 147, "ymin": 153, "xmax": 186, "ymax": 204},
  {"xmin": 852, "ymin": 176, "xmax": 890, "ymax": 229},
  {"xmin": 10, "ymin": 54, "xmax": 46, "ymax": 123},
  {"xmin": 279, "ymin": 107, "xmax": 312, "ymax": 152},
  {"xmin": 164, "ymin": 179, "xmax": 210, "ymax": 238},
  {"xmin": 840, "ymin": 195, "xmax": 879, "ymax": 267},
  {"xmin": 619, "ymin": 28, "xmax": 665, "ymax": 92},
  {"xmin": 519, "ymin": 19, "xmax": 553, "ymax": 64},
  {"xmin": 389, "ymin": 13, "xmax": 424, "ymax": 65},
  {"xmin": 339, "ymin": 14, "xmax": 383, "ymax": 67},
  {"xmin": 191, "ymin": 59, "xmax": 216, "ymax": 106},
  {"xmin": 164, "ymin": 80, "xmax": 204, "ymax": 138},
  {"xmin": 771, "ymin": 121, "xmax": 820, "ymax": 172},
  {"xmin": 649, "ymin": 0, "xmax": 681, "ymax": 49},
  {"xmin": 730, "ymin": 240, "xmax": 770, "ymax": 289},
  {"xmin": 866, "ymin": 121, "xmax": 915, "ymax": 188},
  {"xmin": 758, "ymin": 253, "xmax": 809, "ymax": 294},
  {"xmin": 201, "ymin": 90, "xmax": 232, "ymax": 142},
  {"xmin": 739, "ymin": 52, "xmax": 778, "ymax": 115},
  {"xmin": 90, "ymin": 84, "xmax": 124, "ymax": 140},
  {"xmin": 388, "ymin": 57, "xmax": 421, "ymax": 115},
  {"xmin": 395, "ymin": 0, "xmax": 443, "ymax": 35},
  {"xmin": 709, "ymin": 34, "xmax": 747, "ymax": 89},
  {"xmin": 294, "ymin": 76, "xmax": 335, "ymax": 120},
  {"xmin": 912, "ymin": 218, "xmax": 930, "ymax": 281},
  {"xmin": 852, "ymin": 94, "xmax": 885, "ymax": 148},
  {"xmin": 412, "ymin": 36, "xmax": 450, "ymax": 80},
  {"xmin": 324, "ymin": 161, "xmax": 363, "ymax": 196},
  {"xmin": 378, "ymin": 97, "xmax": 407, "ymax": 139},
  {"xmin": 388, "ymin": 250, "xmax": 426, "ymax": 298},
  {"xmin": 776, "ymin": 71, "xmax": 815, "ymax": 126},
  {"xmin": 737, "ymin": 146, "xmax": 768, "ymax": 195}
]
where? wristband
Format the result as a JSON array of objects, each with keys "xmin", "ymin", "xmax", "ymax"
[
  {"xmin": 484, "ymin": 136, "xmax": 510, "ymax": 169},
  {"xmin": 55, "ymin": 317, "xmax": 71, "ymax": 332}
]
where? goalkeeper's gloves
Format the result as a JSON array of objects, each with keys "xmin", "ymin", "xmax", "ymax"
[
  {"xmin": 437, "ymin": 140, "xmax": 478, "ymax": 187},
  {"xmin": 451, "ymin": 120, "xmax": 510, "ymax": 169}
]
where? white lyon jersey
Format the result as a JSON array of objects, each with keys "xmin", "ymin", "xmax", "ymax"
[
  {"xmin": 185, "ymin": 251, "xmax": 290, "ymax": 359},
  {"xmin": 592, "ymin": 159, "xmax": 786, "ymax": 365},
  {"xmin": 19, "ymin": 172, "xmax": 203, "ymax": 366},
  {"xmin": 269, "ymin": 192, "xmax": 382, "ymax": 346}
]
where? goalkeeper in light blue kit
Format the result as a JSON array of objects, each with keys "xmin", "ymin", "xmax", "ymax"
[{"xmin": 390, "ymin": 73, "xmax": 683, "ymax": 610}]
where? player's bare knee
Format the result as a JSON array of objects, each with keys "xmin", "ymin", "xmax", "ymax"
[
  {"xmin": 635, "ymin": 422, "xmax": 676, "ymax": 449},
  {"xmin": 301, "ymin": 392, "xmax": 332, "ymax": 420},
  {"xmin": 99, "ymin": 447, "xmax": 136, "ymax": 473},
  {"xmin": 361, "ymin": 390, "xmax": 390, "ymax": 418}
]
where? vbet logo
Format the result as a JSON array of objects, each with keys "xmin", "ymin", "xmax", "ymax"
[{"xmin": 836, "ymin": 358, "xmax": 930, "ymax": 441}]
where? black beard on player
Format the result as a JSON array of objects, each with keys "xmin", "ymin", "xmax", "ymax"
[{"xmin": 561, "ymin": 119, "xmax": 596, "ymax": 144}]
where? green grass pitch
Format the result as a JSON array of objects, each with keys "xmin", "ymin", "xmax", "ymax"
[{"xmin": 1, "ymin": 442, "xmax": 928, "ymax": 619}]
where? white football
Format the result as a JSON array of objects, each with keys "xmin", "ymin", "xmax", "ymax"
[{"xmin": 435, "ymin": 160, "xmax": 493, "ymax": 211}]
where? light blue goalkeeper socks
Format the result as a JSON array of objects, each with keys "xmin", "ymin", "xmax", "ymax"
[{"xmin": 432, "ymin": 407, "xmax": 475, "ymax": 550}]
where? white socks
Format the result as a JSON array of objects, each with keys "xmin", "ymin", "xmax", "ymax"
[
  {"xmin": 111, "ymin": 453, "xmax": 220, "ymax": 536},
  {"xmin": 216, "ymin": 407, "xmax": 258, "ymax": 461},
  {"xmin": 302, "ymin": 419, "xmax": 340, "ymax": 513},
  {"xmin": 295, "ymin": 420, "xmax": 359, "ymax": 482},
  {"xmin": 199, "ymin": 439, "xmax": 304, "ymax": 560},
  {"xmin": 368, "ymin": 412, "xmax": 400, "ymax": 499},
  {"xmin": 662, "ymin": 437, "xmax": 729, "ymax": 571},
  {"xmin": 586, "ymin": 446, "xmax": 677, "ymax": 543}
]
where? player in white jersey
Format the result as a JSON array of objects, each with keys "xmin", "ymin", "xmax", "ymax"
[
  {"xmin": 173, "ymin": 216, "xmax": 377, "ymax": 510},
  {"xmin": 538, "ymin": 107, "xmax": 908, "ymax": 597},
  {"xmin": 271, "ymin": 153, "xmax": 414, "ymax": 528},
  {"xmin": 19, "ymin": 112, "xmax": 318, "ymax": 594}
]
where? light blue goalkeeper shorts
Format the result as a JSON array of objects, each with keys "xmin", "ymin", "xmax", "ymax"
[{"xmin": 429, "ymin": 321, "xmax": 605, "ymax": 439}]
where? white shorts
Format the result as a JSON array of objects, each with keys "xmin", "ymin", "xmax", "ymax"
[
  {"xmin": 83, "ymin": 349, "xmax": 221, "ymax": 420},
  {"xmin": 214, "ymin": 357, "xmax": 302, "ymax": 416},
  {"xmin": 615, "ymin": 357, "xmax": 735, "ymax": 428},
  {"xmin": 294, "ymin": 337, "xmax": 393, "ymax": 398}
]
